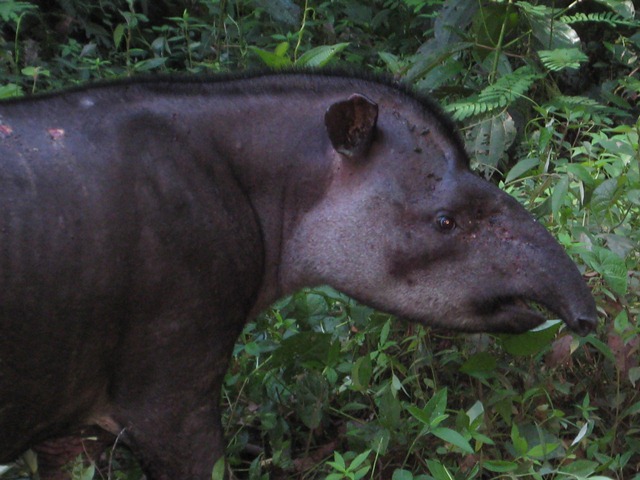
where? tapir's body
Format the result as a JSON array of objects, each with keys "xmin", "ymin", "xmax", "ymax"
[{"xmin": 0, "ymin": 71, "xmax": 596, "ymax": 479}]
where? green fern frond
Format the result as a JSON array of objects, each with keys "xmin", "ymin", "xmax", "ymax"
[
  {"xmin": 538, "ymin": 48, "xmax": 589, "ymax": 71},
  {"xmin": 445, "ymin": 99, "xmax": 496, "ymax": 121},
  {"xmin": 445, "ymin": 67, "xmax": 541, "ymax": 121},
  {"xmin": 542, "ymin": 95, "xmax": 615, "ymax": 125},
  {"xmin": 478, "ymin": 67, "xmax": 541, "ymax": 106},
  {"xmin": 561, "ymin": 12, "xmax": 639, "ymax": 27},
  {"xmin": 546, "ymin": 96, "xmax": 606, "ymax": 112}
]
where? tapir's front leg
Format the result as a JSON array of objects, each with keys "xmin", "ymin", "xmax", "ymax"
[
  {"xmin": 105, "ymin": 305, "xmax": 246, "ymax": 480},
  {"xmin": 116, "ymin": 400, "xmax": 225, "ymax": 480}
]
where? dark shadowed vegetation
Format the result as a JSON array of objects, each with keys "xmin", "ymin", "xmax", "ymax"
[{"xmin": 0, "ymin": 0, "xmax": 638, "ymax": 479}]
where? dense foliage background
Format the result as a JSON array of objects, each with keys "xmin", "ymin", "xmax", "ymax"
[{"xmin": 0, "ymin": 0, "xmax": 638, "ymax": 479}]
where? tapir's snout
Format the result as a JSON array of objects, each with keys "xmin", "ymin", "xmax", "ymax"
[
  {"xmin": 442, "ymin": 174, "xmax": 600, "ymax": 338},
  {"xmin": 559, "ymin": 291, "xmax": 598, "ymax": 336},
  {"xmin": 568, "ymin": 313, "xmax": 598, "ymax": 336}
]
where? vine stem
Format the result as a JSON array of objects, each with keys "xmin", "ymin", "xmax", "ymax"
[
  {"xmin": 294, "ymin": 0, "xmax": 310, "ymax": 62},
  {"xmin": 489, "ymin": 0, "xmax": 513, "ymax": 83}
]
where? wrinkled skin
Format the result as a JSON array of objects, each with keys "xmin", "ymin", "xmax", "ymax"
[{"xmin": 0, "ymin": 71, "xmax": 597, "ymax": 479}]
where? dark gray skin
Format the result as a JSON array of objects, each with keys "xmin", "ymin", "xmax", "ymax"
[{"xmin": 0, "ymin": 71, "xmax": 597, "ymax": 479}]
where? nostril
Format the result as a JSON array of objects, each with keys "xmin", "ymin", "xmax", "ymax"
[{"xmin": 575, "ymin": 315, "xmax": 598, "ymax": 336}]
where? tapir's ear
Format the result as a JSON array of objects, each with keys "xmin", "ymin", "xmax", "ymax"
[{"xmin": 324, "ymin": 93, "xmax": 378, "ymax": 160}]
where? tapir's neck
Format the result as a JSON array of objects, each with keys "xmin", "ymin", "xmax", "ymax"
[
  {"xmin": 213, "ymin": 102, "xmax": 334, "ymax": 317},
  {"xmin": 156, "ymin": 80, "xmax": 339, "ymax": 317}
]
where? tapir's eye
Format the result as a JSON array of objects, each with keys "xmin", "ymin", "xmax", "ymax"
[{"xmin": 436, "ymin": 215, "xmax": 456, "ymax": 232}]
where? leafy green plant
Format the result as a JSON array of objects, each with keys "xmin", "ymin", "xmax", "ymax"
[{"xmin": 326, "ymin": 450, "xmax": 371, "ymax": 480}]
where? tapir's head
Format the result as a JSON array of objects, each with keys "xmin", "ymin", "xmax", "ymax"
[{"xmin": 282, "ymin": 86, "xmax": 597, "ymax": 335}]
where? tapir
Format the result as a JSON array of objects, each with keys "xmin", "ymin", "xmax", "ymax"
[{"xmin": 0, "ymin": 70, "xmax": 597, "ymax": 479}]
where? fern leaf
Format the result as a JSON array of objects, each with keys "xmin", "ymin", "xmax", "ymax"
[
  {"xmin": 561, "ymin": 11, "xmax": 639, "ymax": 27},
  {"xmin": 538, "ymin": 48, "xmax": 589, "ymax": 71},
  {"xmin": 445, "ymin": 99, "xmax": 491, "ymax": 121},
  {"xmin": 445, "ymin": 67, "xmax": 541, "ymax": 121},
  {"xmin": 477, "ymin": 67, "xmax": 541, "ymax": 107},
  {"xmin": 546, "ymin": 95, "xmax": 604, "ymax": 111}
]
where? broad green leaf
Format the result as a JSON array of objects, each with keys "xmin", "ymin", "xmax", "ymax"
[
  {"xmin": 590, "ymin": 178, "xmax": 620, "ymax": 220},
  {"xmin": 211, "ymin": 456, "xmax": 226, "ymax": 480},
  {"xmin": 407, "ymin": 405, "xmax": 432, "ymax": 426},
  {"xmin": 566, "ymin": 163, "xmax": 597, "ymax": 188},
  {"xmin": 274, "ymin": 41, "xmax": 289, "ymax": 57},
  {"xmin": 583, "ymin": 246, "xmax": 627, "ymax": 295},
  {"xmin": 471, "ymin": 112, "xmax": 516, "ymax": 169},
  {"xmin": 432, "ymin": 427, "xmax": 474, "ymax": 454},
  {"xmin": 527, "ymin": 442, "xmax": 560, "ymax": 458},
  {"xmin": 133, "ymin": 57, "xmax": 168, "ymax": 71},
  {"xmin": 113, "ymin": 23, "xmax": 125, "ymax": 49},
  {"xmin": 327, "ymin": 452, "xmax": 346, "ymax": 471},
  {"xmin": 380, "ymin": 319, "xmax": 391, "ymax": 347},
  {"xmin": 483, "ymin": 460, "xmax": 519, "ymax": 473},
  {"xmin": 423, "ymin": 387, "xmax": 448, "ymax": 422},
  {"xmin": 519, "ymin": 2, "xmax": 580, "ymax": 48},
  {"xmin": 511, "ymin": 423, "xmax": 528, "ymax": 456},
  {"xmin": 248, "ymin": 46, "xmax": 292, "ymax": 68},
  {"xmin": 296, "ymin": 43, "xmax": 349, "ymax": 67},
  {"xmin": 378, "ymin": 388, "xmax": 402, "ymax": 429},
  {"xmin": 391, "ymin": 373, "xmax": 402, "ymax": 392},
  {"xmin": 349, "ymin": 449, "xmax": 371, "ymax": 471},
  {"xmin": 500, "ymin": 320, "xmax": 562, "ymax": 356},
  {"xmin": 584, "ymin": 336, "xmax": 616, "ymax": 363},
  {"xmin": 627, "ymin": 189, "xmax": 640, "ymax": 205},
  {"xmin": 243, "ymin": 341, "xmax": 260, "ymax": 356},
  {"xmin": 459, "ymin": 352, "xmax": 497, "ymax": 378},
  {"xmin": 0, "ymin": 84, "xmax": 22, "ymax": 99},
  {"xmin": 426, "ymin": 460, "xmax": 454, "ymax": 480},
  {"xmin": 392, "ymin": 469, "xmax": 414, "ymax": 480},
  {"xmin": 505, "ymin": 157, "xmax": 540, "ymax": 183},
  {"xmin": 620, "ymin": 400, "xmax": 640, "ymax": 418},
  {"xmin": 596, "ymin": 137, "xmax": 637, "ymax": 157},
  {"xmin": 470, "ymin": 431, "xmax": 495, "ymax": 445},
  {"xmin": 429, "ymin": 414, "xmax": 449, "ymax": 428},
  {"xmin": 354, "ymin": 465, "xmax": 371, "ymax": 480},
  {"xmin": 352, "ymin": 354, "xmax": 373, "ymax": 390},
  {"xmin": 379, "ymin": 51, "xmax": 403, "ymax": 74},
  {"xmin": 559, "ymin": 459, "xmax": 599, "ymax": 476},
  {"xmin": 21, "ymin": 66, "xmax": 50, "ymax": 77}
]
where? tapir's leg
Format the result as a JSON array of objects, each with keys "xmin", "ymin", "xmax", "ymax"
[
  {"xmin": 109, "ymin": 312, "xmax": 238, "ymax": 480},
  {"xmin": 114, "ymin": 399, "xmax": 226, "ymax": 480}
]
